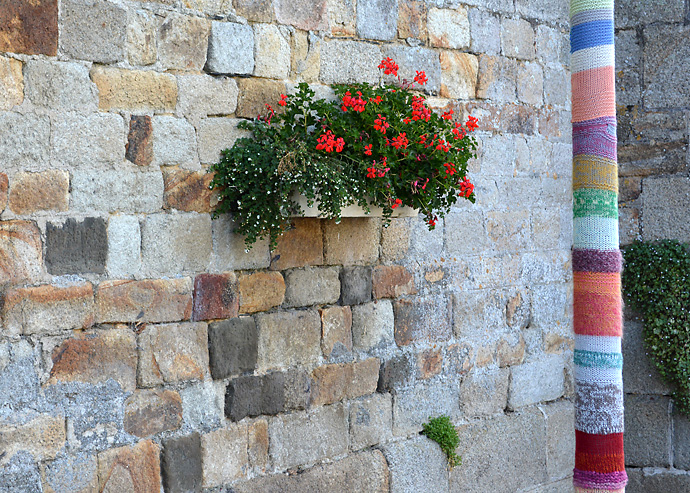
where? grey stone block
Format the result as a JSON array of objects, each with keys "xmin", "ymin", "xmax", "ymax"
[
  {"xmin": 644, "ymin": 24, "xmax": 690, "ymax": 109},
  {"xmin": 349, "ymin": 393, "xmax": 393, "ymax": 451},
  {"xmin": 206, "ymin": 21, "xmax": 254, "ymax": 75},
  {"xmin": 627, "ymin": 468, "xmax": 690, "ymax": 493},
  {"xmin": 352, "ymin": 300, "xmax": 395, "ymax": 350},
  {"xmin": 152, "ymin": 115, "xmax": 198, "ymax": 167},
  {"xmin": 624, "ymin": 394, "xmax": 671, "ymax": 467},
  {"xmin": 0, "ymin": 452, "xmax": 43, "ymax": 493},
  {"xmin": 0, "ymin": 113, "xmax": 49, "ymax": 170},
  {"xmin": 356, "ymin": 0, "xmax": 398, "ymax": 41},
  {"xmin": 284, "ymin": 267, "xmax": 341, "ymax": 307},
  {"xmin": 674, "ymin": 412, "xmax": 690, "ymax": 469},
  {"xmin": 623, "ymin": 318, "xmax": 672, "ymax": 395},
  {"xmin": 40, "ymin": 453, "xmax": 98, "ymax": 493},
  {"xmin": 225, "ymin": 373, "xmax": 286, "ymax": 422},
  {"xmin": 106, "ymin": 215, "xmax": 142, "ymax": 278},
  {"xmin": 162, "ymin": 433, "xmax": 203, "ymax": 493},
  {"xmin": 393, "ymin": 379, "xmax": 460, "ymax": 436},
  {"xmin": 615, "ymin": 0, "xmax": 685, "ymax": 28},
  {"xmin": 59, "ymin": 0, "xmax": 126, "ymax": 63},
  {"xmin": 459, "ymin": 368, "xmax": 509, "ymax": 416},
  {"xmin": 157, "ymin": 13, "xmax": 210, "ymax": 72},
  {"xmin": 515, "ymin": 0, "xmax": 568, "ymax": 23},
  {"xmin": 261, "ymin": 372, "xmax": 286, "ymax": 416},
  {"xmin": 211, "ymin": 214, "xmax": 271, "ymax": 271},
  {"xmin": 24, "ymin": 60, "xmax": 97, "ymax": 111},
  {"xmin": 71, "ymin": 169, "xmax": 163, "ymax": 214},
  {"xmin": 177, "ymin": 75, "xmax": 238, "ymax": 126},
  {"xmin": 469, "ymin": 8, "xmax": 500, "ymax": 55},
  {"xmin": 284, "ymin": 369, "xmax": 312, "ymax": 410},
  {"xmin": 320, "ymin": 40, "xmax": 382, "ymax": 85},
  {"xmin": 501, "ymin": 17, "xmax": 535, "ymax": 60},
  {"xmin": 180, "ymin": 380, "xmax": 222, "ymax": 432},
  {"xmin": 208, "ymin": 317, "xmax": 258, "ymax": 380},
  {"xmin": 197, "ymin": 118, "xmax": 248, "ymax": 164},
  {"xmin": 382, "ymin": 436, "xmax": 450, "ymax": 493},
  {"xmin": 377, "ymin": 353, "xmax": 415, "ymax": 393},
  {"xmin": 642, "ymin": 176, "xmax": 690, "ymax": 243},
  {"xmin": 255, "ymin": 310, "xmax": 321, "ymax": 371},
  {"xmin": 508, "ymin": 355, "xmax": 565, "ymax": 409},
  {"xmin": 45, "ymin": 217, "xmax": 107, "ymax": 275},
  {"xmin": 543, "ymin": 400, "xmax": 575, "ymax": 480},
  {"xmin": 383, "ymin": 45, "xmax": 442, "ymax": 95},
  {"xmin": 340, "ymin": 266, "xmax": 372, "ymax": 305},
  {"xmin": 53, "ymin": 112, "xmax": 124, "ymax": 167}
]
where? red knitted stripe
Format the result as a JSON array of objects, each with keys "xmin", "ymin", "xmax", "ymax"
[
  {"xmin": 576, "ymin": 451, "xmax": 625, "ymax": 473},
  {"xmin": 576, "ymin": 431, "xmax": 625, "ymax": 451},
  {"xmin": 575, "ymin": 431, "xmax": 625, "ymax": 473},
  {"xmin": 574, "ymin": 290, "xmax": 622, "ymax": 333}
]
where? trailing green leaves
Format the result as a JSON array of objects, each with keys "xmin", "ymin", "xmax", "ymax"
[{"xmin": 421, "ymin": 415, "xmax": 461, "ymax": 469}]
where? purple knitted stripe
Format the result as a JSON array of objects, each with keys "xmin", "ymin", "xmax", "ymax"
[
  {"xmin": 573, "ymin": 116, "xmax": 617, "ymax": 129},
  {"xmin": 573, "ymin": 469, "xmax": 628, "ymax": 489},
  {"xmin": 572, "ymin": 249, "xmax": 623, "ymax": 273},
  {"xmin": 573, "ymin": 128, "xmax": 617, "ymax": 160}
]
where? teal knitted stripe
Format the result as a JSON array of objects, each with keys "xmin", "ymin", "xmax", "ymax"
[
  {"xmin": 574, "ymin": 349, "xmax": 623, "ymax": 369},
  {"xmin": 573, "ymin": 188, "xmax": 618, "ymax": 219},
  {"xmin": 571, "ymin": 0, "xmax": 613, "ymax": 16}
]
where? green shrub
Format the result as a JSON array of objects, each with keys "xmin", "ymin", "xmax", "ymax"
[{"xmin": 421, "ymin": 415, "xmax": 461, "ymax": 468}]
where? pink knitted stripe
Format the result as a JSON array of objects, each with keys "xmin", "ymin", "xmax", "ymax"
[
  {"xmin": 572, "ymin": 66, "xmax": 616, "ymax": 122},
  {"xmin": 575, "ymin": 488, "xmax": 625, "ymax": 493},
  {"xmin": 574, "ymin": 469, "xmax": 628, "ymax": 490}
]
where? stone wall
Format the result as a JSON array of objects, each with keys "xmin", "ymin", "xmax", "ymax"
[
  {"xmin": 0, "ymin": 0, "xmax": 573, "ymax": 491},
  {"xmin": 616, "ymin": 0, "xmax": 690, "ymax": 489}
]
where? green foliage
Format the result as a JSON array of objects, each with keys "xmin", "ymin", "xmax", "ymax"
[
  {"xmin": 622, "ymin": 240, "xmax": 690, "ymax": 416},
  {"xmin": 210, "ymin": 60, "xmax": 478, "ymax": 249},
  {"xmin": 421, "ymin": 415, "xmax": 461, "ymax": 469}
]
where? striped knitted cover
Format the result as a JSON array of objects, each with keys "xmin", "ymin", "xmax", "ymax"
[{"xmin": 571, "ymin": 0, "xmax": 627, "ymax": 491}]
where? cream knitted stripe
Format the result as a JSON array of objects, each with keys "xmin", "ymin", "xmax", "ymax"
[
  {"xmin": 571, "ymin": 45, "xmax": 616, "ymax": 74},
  {"xmin": 573, "ymin": 216, "xmax": 619, "ymax": 250}
]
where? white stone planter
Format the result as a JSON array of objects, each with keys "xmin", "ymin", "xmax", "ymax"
[{"xmin": 290, "ymin": 192, "xmax": 417, "ymax": 218}]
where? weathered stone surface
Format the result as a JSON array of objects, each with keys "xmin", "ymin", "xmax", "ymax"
[
  {"xmin": 53, "ymin": 112, "xmax": 124, "ymax": 168},
  {"xmin": 284, "ymin": 266, "xmax": 340, "ymax": 308},
  {"xmin": 177, "ymin": 74, "xmax": 238, "ymax": 124},
  {"xmin": 60, "ymin": 0, "xmax": 126, "ymax": 63},
  {"xmin": 201, "ymin": 424, "xmax": 248, "ymax": 487},
  {"xmin": 289, "ymin": 30, "xmax": 321, "ymax": 82},
  {"xmin": 0, "ymin": 173, "xmax": 7, "ymax": 213},
  {"xmin": 96, "ymin": 278, "xmax": 192, "ymax": 323},
  {"xmin": 440, "ymin": 51, "xmax": 478, "ymax": 99},
  {"xmin": 179, "ymin": 380, "xmax": 222, "ymax": 432},
  {"xmin": 349, "ymin": 393, "xmax": 392, "ymax": 451},
  {"xmin": 625, "ymin": 394, "xmax": 671, "ymax": 467},
  {"xmin": 127, "ymin": 9, "xmax": 157, "ymax": 66},
  {"xmin": 40, "ymin": 453, "xmax": 99, "ymax": 493},
  {"xmin": 45, "ymin": 218, "xmax": 107, "ymax": 275},
  {"xmin": 460, "ymin": 368, "xmax": 509, "ymax": 416},
  {"xmin": 615, "ymin": 0, "xmax": 685, "ymax": 28},
  {"xmin": 193, "ymin": 273, "xmax": 238, "ymax": 322},
  {"xmin": 393, "ymin": 379, "xmax": 460, "ymax": 435},
  {"xmin": 0, "ymin": 415, "xmax": 65, "ymax": 466},
  {"xmin": 351, "ymin": 300, "xmax": 395, "ymax": 350},
  {"xmin": 543, "ymin": 400, "xmax": 575, "ymax": 480},
  {"xmin": 623, "ymin": 318, "xmax": 671, "ymax": 395},
  {"xmin": 508, "ymin": 355, "xmax": 564, "ymax": 409},
  {"xmin": 158, "ymin": 13, "xmax": 210, "ymax": 71},
  {"xmin": 162, "ymin": 433, "xmax": 202, "ymax": 493},
  {"xmin": 48, "ymin": 329, "xmax": 137, "ymax": 392},
  {"xmin": 72, "ymin": 169, "xmax": 162, "ymax": 214},
  {"xmin": 642, "ymin": 176, "xmax": 690, "ymax": 242},
  {"xmin": 0, "ymin": 0, "xmax": 57, "ymax": 55},
  {"xmin": 211, "ymin": 215, "xmax": 271, "ymax": 271},
  {"xmin": 253, "ymin": 24, "xmax": 290, "ymax": 79},
  {"xmin": 270, "ymin": 218, "xmax": 323, "ymax": 270},
  {"xmin": 234, "ymin": 0, "xmax": 274, "ymax": 22},
  {"xmin": 163, "ymin": 169, "xmax": 215, "ymax": 213},
  {"xmin": 428, "ymin": 7, "xmax": 469, "ymax": 49},
  {"xmin": 0, "ymin": 220, "xmax": 42, "ymax": 286},
  {"xmin": 383, "ymin": 436, "xmax": 450, "ymax": 493},
  {"xmin": 138, "ymin": 322, "xmax": 209, "ymax": 387},
  {"xmin": 256, "ymin": 310, "xmax": 321, "ymax": 371},
  {"xmin": 486, "ymin": 209, "xmax": 531, "ymax": 251},
  {"xmin": 236, "ymin": 77, "xmax": 286, "ymax": 119},
  {"xmin": 450, "ymin": 408, "xmax": 547, "ymax": 492},
  {"xmin": 269, "ymin": 403, "xmax": 348, "ymax": 470},
  {"xmin": 284, "ymin": 369, "xmax": 313, "ymax": 411},
  {"xmin": 644, "ymin": 24, "xmax": 690, "ymax": 109},
  {"xmin": 247, "ymin": 418, "xmax": 269, "ymax": 471},
  {"xmin": 674, "ymin": 412, "xmax": 690, "ymax": 469},
  {"xmin": 97, "ymin": 440, "xmax": 161, "ymax": 493},
  {"xmin": 518, "ymin": 61, "xmax": 544, "ymax": 106},
  {"xmin": 8, "ymin": 170, "xmax": 67, "ymax": 215},
  {"xmin": 372, "ymin": 265, "xmax": 415, "ymax": 299},
  {"xmin": 311, "ymin": 358, "xmax": 380, "ymax": 406},
  {"xmin": 320, "ymin": 306, "xmax": 353, "ymax": 359},
  {"xmin": 2, "ymin": 282, "xmax": 94, "ymax": 336},
  {"xmin": 516, "ymin": 0, "xmax": 568, "ymax": 23},
  {"xmin": 238, "ymin": 271, "xmax": 285, "ymax": 313},
  {"xmin": 378, "ymin": 353, "xmax": 416, "ymax": 392},
  {"xmin": 397, "ymin": 0, "xmax": 426, "ymax": 40},
  {"xmin": 198, "ymin": 117, "xmax": 249, "ymax": 165},
  {"xmin": 357, "ymin": 0, "xmax": 398, "ymax": 41},
  {"xmin": 0, "ymin": 56, "xmax": 23, "ymax": 110},
  {"xmin": 0, "ymin": 113, "xmax": 49, "ymax": 168},
  {"xmin": 477, "ymin": 55, "xmax": 517, "ymax": 103},
  {"xmin": 126, "ymin": 115, "xmax": 153, "ymax": 166},
  {"xmin": 501, "ymin": 17, "xmax": 535, "ymax": 60},
  {"xmin": 320, "ymin": 40, "xmax": 382, "ymax": 85},
  {"xmin": 275, "ymin": 0, "xmax": 328, "ymax": 31},
  {"xmin": 339, "ymin": 266, "xmax": 372, "ymax": 305},
  {"xmin": 394, "ymin": 296, "xmax": 452, "ymax": 346},
  {"xmin": 124, "ymin": 389, "xmax": 183, "ymax": 437},
  {"xmin": 381, "ymin": 218, "xmax": 411, "ymax": 262},
  {"xmin": 627, "ymin": 469, "xmax": 690, "ymax": 493},
  {"xmin": 496, "ymin": 334, "xmax": 526, "ymax": 367},
  {"xmin": 469, "ymin": 8, "xmax": 500, "ymax": 55},
  {"xmin": 25, "ymin": 60, "xmax": 97, "ymax": 110},
  {"xmin": 328, "ymin": 0, "xmax": 357, "ymax": 37},
  {"xmin": 323, "ymin": 218, "xmax": 380, "ymax": 265},
  {"xmin": 234, "ymin": 449, "xmax": 389, "ymax": 493},
  {"xmin": 152, "ymin": 116, "xmax": 197, "ymax": 166},
  {"xmin": 208, "ymin": 317, "xmax": 257, "ymax": 379},
  {"xmin": 206, "ymin": 21, "xmax": 254, "ymax": 75},
  {"xmin": 91, "ymin": 66, "xmax": 178, "ymax": 112},
  {"xmin": 383, "ymin": 45, "xmax": 442, "ymax": 95},
  {"xmin": 225, "ymin": 372, "xmax": 285, "ymax": 421}
]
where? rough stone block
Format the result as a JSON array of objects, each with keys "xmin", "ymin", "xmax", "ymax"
[
  {"xmin": 124, "ymin": 389, "xmax": 183, "ymax": 437},
  {"xmin": 126, "ymin": 115, "xmax": 153, "ymax": 166},
  {"xmin": 323, "ymin": 218, "xmax": 380, "ymax": 265},
  {"xmin": 24, "ymin": 60, "xmax": 97, "ymax": 110},
  {"xmin": 393, "ymin": 379, "xmax": 460, "ymax": 435},
  {"xmin": 450, "ymin": 408, "xmax": 547, "ymax": 491},
  {"xmin": 320, "ymin": 305, "xmax": 353, "ymax": 359},
  {"xmin": 616, "ymin": 0, "xmax": 685, "ymax": 28},
  {"xmin": 340, "ymin": 266, "xmax": 372, "ymax": 305},
  {"xmin": 453, "ymin": 289, "xmax": 502, "ymax": 338},
  {"xmin": 45, "ymin": 217, "xmax": 107, "ymax": 275},
  {"xmin": 469, "ymin": 8, "xmax": 500, "ymax": 55},
  {"xmin": 383, "ymin": 45, "xmax": 442, "ymax": 95},
  {"xmin": 177, "ymin": 74, "xmax": 238, "ymax": 124},
  {"xmin": 357, "ymin": 0, "xmax": 398, "ymax": 41},
  {"xmin": 2, "ymin": 282, "xmax": 94, "ymax": 336},
  {"xmin": 212, "ymin": 215, "xmax": 271, "ymax": 271},
  {"xmin": 544, "ymin": 400, "xmax": 575, "ymax": 480},
  {"xmin": 289, "ymin": 30, "xmax": 322, "ymax": 82},
  {"xmin": 8, "ymin": 170, "xmax": 69, "ymax": 214},
  {"xmin": 158, "ymin": 13, "xmax": 210, "ymax": 71},
  {"xmin": 508, "ymin": 355, "xmax": 564, "ymax": 409},
  {"xmin": 236, "ymin": 77, "xmax": 286, "ymax": 119},
  {"xmin": 238, "ymin": 271, "xmax": 285, "ymax": 313},
  {"xmin": 642, "ymin": 176, "xmax": 690, "ymax": 242},
  {"xmin": 428, "ymin": 7, "xmax": 469, "ymax": 49},
  {"xmin": 208, "ymin": 317, "xmax": 257, "ymax": 379},
  {"xmin": 253, "ymin": 24, "xmax": 291, "ymax": 79},
  {"xmin": 378, "ymin": 353, "xmax": 416, "ymax": 392},
  {"xmin": 0, "ymin": 173, "xmax": 7, "ymax": 213},
  {"xmin": 486, "ymin": 209, "xmax": 531, "ymax": 251},
  {"xmin": 497, "ymin": 333, "xmax": 526, "ymax": 367},
  {"xmin": 53, "ymin": 112, "xmax": 124, "ymax": 167},
  {"xmin": 179, "ymin": 380, "xmax": 222, "ymax": 432},
  {"xmin": 40, "ymin": 453, "xmax": 99, "ymax": 493},
  {"xmin": 328, "ymin": 0, "xmax": 357, "ymax": 36},
  {"xmin": 247, "ymin": 418, "xmax": 269, "ymax": 471},
  {"xmin": 152, "ymin": 115, "xmax": 197, "ymax": 166},
  {"xmin": 0, "ymin": 112, "xmax": 49, "ymax": 168},
  {"xmin": 193, "ymin": 273, "xmax": 238, "ymax": 322},
  {"xmin": 127, "ymin": 9, "xmax": 157, "ymax": 66},
  {"xmin": 381, "ymin": 218, "xmax": 411, "ymax": 262},
  {"xmin": 163, "ymin": 169, "xmax": 215, "ymax": 213},
  {"xmin": 234, "ymin": 0, "xmax": 274, "ymax": 22},
  {"xmin": 372, "ymin": 265, "xmax": 415, "ymax": 299},
  {"xmin": 351, "ymin": 300, "xmax": 395, "ymax": 350},
  {"xmin": 460, "ymin": 368, "xmax": 509, "ymax": 416},
  {"xmin": 320, "ymin": 40, "xmax": 382, "ymax": 85},
  {"xmin": 225, "ymin": 372, "xmax": 286, "ymax": 421},
  {"xmin": 91, "ymin": 66, "xmax": 178, "ymax": 112},
  {"xmin": 623, "ymin": 318, "xmax": 671, "ymax": 395},
  {"xmin": 0, "ymin": 0, "xmax": 58, "ymax": 55},
  {"xmin": 624, "ymin": 394, "xmax": 671, "ymax": 467},
  {"xmin": 644, "ymin": 24, "xmax": 690, "ymax": 109},
  {"xmin": 674, "ymin": 412, "xmax": 690, "ymax": 469},
  {"xmin": 284, "ymin": 266, "xmax": 340, "ymax": 307},
  {"xmin": 284, "ymin": 369, "xmax": 313, "ymax": 411},
  {"xmin": 349, "ymin": 393, "xmax": 393, "ymax": 451},
  {"xmin": 201, "ymin": 424, "xmax": 248, "ymax": 487},
  {"xmin": 269, "ymin": 404, "xmax": 348, "ymax": 470},
  {"xmin": 311, "ymin": 358, "xmax": 380, "ymax": 406},
  {"xmin": 198, "ymin": 117, "xmax": 249, "ymax": 165},
  {"xmin": 383, "ymin": 436, "xmax": 450, "ymax": 493},
  {"xmin": 206, "ymin": 21, "xmax": 254, "ymax": 75},
  {"xmin": 501, "ymin": 17, "xmax": 535, "ymax": 60},
  {"xmin": 275, "ymin": 0, "xmax": 328, "ymax": 30},
  {"xmin": 96, "ymin": 278, "xmax": 193, "ymax": 323},
  {"xmin": 60, "ymin": 0, "xmax": 126, "ymax": 63},
  {"xmin": 542, "ymin": 63, "xmax": 568, "ymax": 107},
  {"xmin": 97, "ymin": 440, "xmax": 161, "ymax": 493},
  {"xmin": 516, "ymin": 0, "xmax": 568, "ymax": 23},
  {"xmin": 0, "ymin": 56, "xmax": 23, "ymax": 110},
  {"xmin": 440, "ymin": 51, "xmax": 478, "ymax": 99},
  {"xmin": 0, "ymin": 415, "xmax": 66, "ymax": 466},
  {"xmin": 477, "ymin": 55, "xmax": 517, "ymax": 102},
  {"xmin": 0, "ymin": 220, "xmax": 42, "ymax": 286},
  {"xmin": 270, "ymin": 218, "xmax": 323, "ymax": 270},
  {"xmin": 106, "ymin": 215, "xmax": 142, "ymax": 278},
  {"xmin": 141, "ymin": 213, "xmax": 212, "ymax": 276},
  {"xmin": 255, "ymin": 309, "xmax": 321, "ymax": 371},
  {"xmin": 517, "ymin": 61, "xmax": 544, "ymax": 106},
  {"xmin": 393, "ymin": 296, "xmax": 452, "ymax": 346},
  {"xmin": 627, "ymin": 469, "xmax": 690, "ymax": 493},
  {"xmin": 47, "ymin": 329, "xmax": 137, "ymax": 392},
  {"xmin": 162, "ymin": 433, "xmax": 202, "ymax": 493}
]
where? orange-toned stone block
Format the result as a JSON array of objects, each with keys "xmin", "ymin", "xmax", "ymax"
[
  {"xmin": 372, "ymin": 265, "xmax": 416, "ymax": 299},
  {"xmin": 238, "ymin": 272, "xmax": 285, "ymax": 313},
  {"xmin": 98, "ymin": 440, "xmax": 161, "ymax": 493},
  {"xmin": 163, "ymin": 168, "xmax": 216, "ymax": 213},
  {"xmin": 8, "ymin": 170, "xmax": 69, "ymax": 214},
  {"xmin": 270, "ymin": 218, "xmax": 323, "ymax": 270}
]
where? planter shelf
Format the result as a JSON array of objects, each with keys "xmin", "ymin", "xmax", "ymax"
[{"xmin": 290, "ymin": 192, "xmax": 418, "ymax": 218}]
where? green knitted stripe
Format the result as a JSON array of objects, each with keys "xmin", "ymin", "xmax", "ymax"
[
  {"xmin": 571, "ymin": 0, "xmax": 614, "ymax": 16},
  {"xmin": 573, "ymin": 188, "xmax": 618, "ymax": 219},
  {"xmin": 574, "ymin": 349, "xmax": 623, "ymax": 369}
]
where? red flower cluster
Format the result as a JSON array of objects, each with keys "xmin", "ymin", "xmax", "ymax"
[
  {"xmin": 435, "ymin": 139, "xmax": 451, "ymax": 153},
  {"xmin": 466, "ymin": 115, "xmax": 479, "ymax": 130},
  {"xmin": 410, "ymin": 96, "xmax": 431, "ymax": 122},
  {"xmin": 278, "ymin": 94, "xmax": 288, "ymax": 106},
  {"xmin": 391, "ymin": 132, "xmax": 409, "ymax": 150},
  {"xmin": 316, "ymin": 130, "xmax": 345, "ymax": 153},
  {"xmin": 442, "ymin": 109, "xmax": 453, "ymax": 120},
  {"xmin": 414, "ymin": 70, "xmax": 428, "ymax": 86},
  {"xmin": 459, "ymin": 177, "xmax": 474, "ymax": 197},
  {"xmin": 342, "ymin": 91, "xmax": 366, "ymax": 113},
  {"xmin": 378, "ymin": 57, "xmax": 399, "ymax": 76},
  {"xmin": 367, "ymin": 158, "xmax": 390, "ymax": 178},
  {"xmin": 451, "ymin": 122, "xmax": 466, "ymax": 140},
  {"xmin": 391, "ymin": 198, "xmax": 403, "ymax": 209},
  {"xmin": 374, "ymin": 114, "xmax": 390, "ymax": 134},
  {"xmin": 443, "ymin": 163, "xmax": 457, "ymax": 176},
  {"xmin": 364, "ymin": 144, "xmax": 373, "ymax": 156}
]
